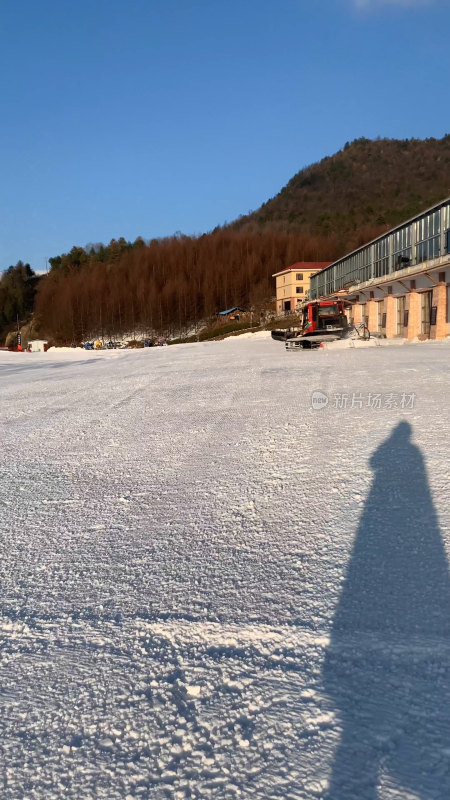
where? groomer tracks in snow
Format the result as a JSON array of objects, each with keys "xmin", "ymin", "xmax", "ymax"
[{"xmin": 0, "ymin": 334, "xmax": 449, "ymax": 799}]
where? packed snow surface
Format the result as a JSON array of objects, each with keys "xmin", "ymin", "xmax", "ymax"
[{"xmin": 0, "ymin": 336, "xmax": 449, "ymax": 799}]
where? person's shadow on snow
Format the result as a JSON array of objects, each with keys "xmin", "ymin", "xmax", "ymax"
[{"xmin": 323, "ymin": 421, "xmax": 450, "ymax": 800}]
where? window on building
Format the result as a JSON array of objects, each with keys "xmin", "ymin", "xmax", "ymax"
[
  {"xmin": 443, "ymin": 204, "xmax": 450, "ymax": 232},
  {"xmin": 416, "ymin": 211, "xmax": 440, "ymax": 263},
  {"xmin": 296, "ymin": 286, "xmax": 303, "ymax": 294},
  {"xmin": 416, "ymin": 238, "xmax": 440, "ymax": 262},
  {"xmin": 333, "ymin": 246, "xmax": 372, "ymax": 291},
  {"xmin": 392, "ymin": 226, "xmax": 412, "ymax": 269},
  {"xmin": 296, "ymin": 273, "xmax": 303, "ymax": 280},
  {"xmin": 374, "ymin": 239, "xmax": 390, "ymax": 277}
]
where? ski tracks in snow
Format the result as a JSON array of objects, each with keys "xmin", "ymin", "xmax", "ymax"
[{"xmin": 0, "ymin": 339, "xmax": 449, "ymax": 798}]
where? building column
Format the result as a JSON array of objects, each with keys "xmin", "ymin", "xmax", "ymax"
[
  {"xmin": 407, "ymin": 291, "xmax": 420, "ymax": 340},
  {"xmin": 367, "ymin": 299, "xmax": 377, "ymax": 334},
  {"xmin": 346, "ymin": 301, "xmax": 356, "ymax": 325},
  {"xmin": 385, "ymin": 294, "xmax": 396, "ymax": 338},
  {"xmin": 355, "ymin": 302, "xmax": 366, "ymax": 325},
  {"xmin": 431, "ymin": 282, "xmax": 447, "ymax": 340}
]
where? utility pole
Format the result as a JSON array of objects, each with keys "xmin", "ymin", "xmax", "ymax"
[{"xmin": 16, "ymin": 313, "xmax": 22, "ymax": 349}]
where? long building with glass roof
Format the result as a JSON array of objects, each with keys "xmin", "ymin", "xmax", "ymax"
[{"xmin": 309, "ymin": 197, "xmax": 450, "ymax": 339}]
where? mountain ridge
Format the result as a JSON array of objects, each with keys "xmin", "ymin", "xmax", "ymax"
[{"xmin": 231, "ymin": 135, "xmax": 450, "ymax": 250}]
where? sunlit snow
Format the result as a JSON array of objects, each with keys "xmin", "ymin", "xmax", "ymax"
[{"xmin": 0, "ymin": 335, "xmax": 449, "ymax": 799}]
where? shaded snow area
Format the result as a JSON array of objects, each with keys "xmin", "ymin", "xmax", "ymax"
[{"xmin": 0, "ymin": 337, "xmax": 449, "ymax": 799}]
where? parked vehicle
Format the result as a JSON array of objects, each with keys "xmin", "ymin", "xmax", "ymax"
[{"xmin": 272, "ymin": 300, "xmax": 370, "ymax": 350}]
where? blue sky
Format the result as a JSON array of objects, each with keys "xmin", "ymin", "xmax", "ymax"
[{"xmin": 1, "ymin": 0, "xmax": 449, "ymax": 271}]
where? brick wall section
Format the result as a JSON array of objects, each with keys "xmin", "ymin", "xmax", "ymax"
[
  {"xmin": 368, "ymin": 300, "xmax": 378, "ymax": 334},
  {"xmin": 431, "ymin": 282, "xmax": 448, "ymax": 339},
  {"xmin": 407, "ymin": 291, "xmax": 421, "ymax": 339}
]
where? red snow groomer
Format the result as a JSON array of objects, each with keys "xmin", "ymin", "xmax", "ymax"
[
  {"xmin": 302, "ymin": 299, "xmax": 347, "ymax": 337},
  {"xmin": 272, "ymin": 299, "xmax": 369, "ymax": 349}
]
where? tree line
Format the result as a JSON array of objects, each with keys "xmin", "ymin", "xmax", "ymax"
[{"xmin": 34, "ymin": 229, "xmax": 345, "ymax": 344}]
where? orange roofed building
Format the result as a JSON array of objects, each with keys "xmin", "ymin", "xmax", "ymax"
[{"xmin": 272, "ymin": 262, "xmax": 332, "ymax": 314}]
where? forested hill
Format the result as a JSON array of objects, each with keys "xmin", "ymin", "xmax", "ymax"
[
  {"xmin": 6, "ymin": 135, "xmax": 450, "ymax": 344},
  {"xmin": 232, "ymin": 136, "xmax": 450, "ymax": 244}
]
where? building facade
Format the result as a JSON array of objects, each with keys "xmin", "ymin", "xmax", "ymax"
[
  {"xmin": 309, "ymin": 198, "xmax": 450, "ymax": 340},
  {"xmin": 272, "ymin": 262, "xmax": 332, "ymax": 314}
]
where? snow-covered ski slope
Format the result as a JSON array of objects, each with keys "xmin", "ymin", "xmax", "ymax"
[{"xmin": 0, "ymin": 335, "xmax": 449, "ymax": 800}]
